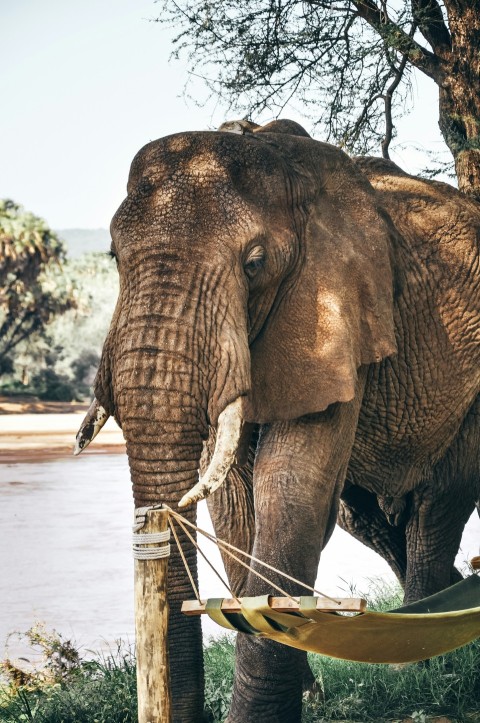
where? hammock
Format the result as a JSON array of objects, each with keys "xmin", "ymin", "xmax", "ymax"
[
  {"xmin": 184, "ymin": 576, "xmax": 480, "ymax": 664},
  {"xmin": 163, "ymin": 508, "xmax": 480, "ymax": 664}
]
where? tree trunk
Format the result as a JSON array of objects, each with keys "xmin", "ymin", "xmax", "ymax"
[{"xmin": 438, "ymin": 4, "xmax": 480, "ymax": 200}]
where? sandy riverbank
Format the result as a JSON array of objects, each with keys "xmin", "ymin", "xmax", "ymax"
[{"xmin": 0, "ymin": 397, "xmax": 125, "ymax": 461}]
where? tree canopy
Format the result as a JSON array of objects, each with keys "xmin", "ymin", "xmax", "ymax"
[
  {"xmin": 41, "ymin": 252, "xmax": 118, "ymax": 399},
  {"xmin": 158, "ymin": 0, "xmax": 480, "ymax": 198},
  {"xmin": 0, "ymin": 200, "xmax": 76, "ymax": 376},
  {"xmin": 0, "ymin": 244, "xmax": 118, "ymax": 401}
]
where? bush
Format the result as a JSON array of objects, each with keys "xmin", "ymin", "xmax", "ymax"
[
  {"xmin": 31, "ymin": 368, "xmax": 78, "ymax": 402},
  {"xmin": 0, "ymin": 627, "xmax": 137, "ymax": 723},
  {"xmin": 0, "ymin": 250, "xmax": 118, "ymax": 401}
]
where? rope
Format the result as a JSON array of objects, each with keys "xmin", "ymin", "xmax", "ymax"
[
  {"xmin": 132, "ymin": 506, "xmax": 171, "ymax": 560},
  {"xmin": 133, "ymin": 531, "xmax": 171, "ymax": 545},
  {"xmin": 166, "ymin": 506, "xmax": 342, "ymax": 605},
  {"xmin": 169, "ymin": 517, "xmax": 201, "ymax": 602},
  {"xmin": 171, "ymin": 512, "xmax": 241, "ymax": 603},
  {"xmin": 132, "ymin": 504, "xmax": 342, "ymax": 606},
  {"xmin": 212, "ymin": 535, "xmax": 299, "ymax": 603},
  {"xmin": 168, "ymin": 512, "xmax": 297, "ymax": 603},
  {"xmin": 133, "ymin": 544, "xmax": 171, "ymax": 560}
]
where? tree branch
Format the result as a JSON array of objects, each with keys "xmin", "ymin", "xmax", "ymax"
[
  {"xmin": 381, "ymin": 52, "xmax": 409, "ymax": 158},
  {"xmin": 352, "ymin": 0, "xmax": 443, "ymax": 81},
  {"xmin": 411, "ymin": 0, "xmax": 451, "ymax": 53},
  {"xmin": 380, "ymin": 21, "xmax": 416, "ymax": 158}
]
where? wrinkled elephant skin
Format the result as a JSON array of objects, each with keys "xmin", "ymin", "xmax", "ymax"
[{"xmin": 90, "ymin": 119, "xmax": 480, "ymax": 722}]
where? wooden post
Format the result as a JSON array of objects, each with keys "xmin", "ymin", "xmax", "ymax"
[{"xmin": 134, "ymin": 507, "xmax": 172, "ymax": 723}]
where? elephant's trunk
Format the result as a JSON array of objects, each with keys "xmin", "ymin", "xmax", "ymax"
[
  {"xmin": 76, "ymin": 393, "xmax": 247, "ymax": 505},
  {"xmin": 90, "ymin": 340, "xmax": 247, "ymax": 718},
  {"xmin": 117, "ymin": 383, "xmax": 207, "ymax": 721}
]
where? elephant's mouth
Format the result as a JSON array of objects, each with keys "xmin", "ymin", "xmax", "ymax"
[{"xmin": 74, "ymin": 394, "xmax": 246, "ymax": 506}]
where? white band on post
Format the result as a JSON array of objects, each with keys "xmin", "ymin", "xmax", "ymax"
[
  {"xmin": 133, "ymin": 530, "xmax": 171, "ymax": 545},
  {"xmin": 133, "ymin": 543, "xmax": 171, "ymax": 560},
  {"xmin": 133, "ymin": 516, "xmax": 171, "ymax": 560}
]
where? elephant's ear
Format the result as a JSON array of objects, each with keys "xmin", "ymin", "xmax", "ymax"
[{"xmin": 245, "ymin": 143, "xmax": 397, "ymax": 423}]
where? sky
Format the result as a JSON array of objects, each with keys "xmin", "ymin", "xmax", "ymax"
[{"xmin": 1, "ymin": 0, "xmax": 449, "ymax": 230}]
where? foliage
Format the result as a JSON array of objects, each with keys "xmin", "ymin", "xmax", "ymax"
[
  {"xmin": 0, "ymin": 627, "xmax": 136, "ymax": 723},
  {"xmin": 157, "ymin": 0, "xmax": 480, "ymax": 191},
  {"xmin": 160, "ymin": 0, "xmax": 412, "ymax": 155},
  {"xmin": 40, "ymin": 252, "xmax": 118, "ymax": 399},
  {"xmin": 204, "ymin": 635, "xmax": 235, "ymax": 721},
  {"xmin": 0, "ymin": 200, "xmax": 76, "ymax": 376},
  {"xmin": 1, "ymin": 624, "xmax": 81, "ymax": 691},
  {"xmin": 304, "ymin": 640, "xmax": 480, "ymax": 721},
  {"xmin": 1, "ymin": 584, "xmax": 479, "ymax": 722},
  {"xmin": 0, "ymin": 251, "xmax": 118, "ymax": 401},
  {"xmin": 29, "ymin": 366, "xmax": 80, "ymax": 402}
]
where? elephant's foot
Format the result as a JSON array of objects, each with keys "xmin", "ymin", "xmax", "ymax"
[{"xmin": 227, "ymin": 636, "xmax": 304, "ymax": 723}]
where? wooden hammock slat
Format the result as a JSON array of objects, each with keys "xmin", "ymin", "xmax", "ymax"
[{"xmin": 182, "ymin": 596, "xmax": 367, "ymax": 616}]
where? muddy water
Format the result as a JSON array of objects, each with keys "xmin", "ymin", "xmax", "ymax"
[{"xmin": 0, "ymin": 454, "xmax": 479, "ymax": 656}]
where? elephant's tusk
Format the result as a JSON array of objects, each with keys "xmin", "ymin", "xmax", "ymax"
[
  {"xmin": 178, "ymin": 397, "xmax": 245, "ymax": 508},
  {"xmin": 73, "ymin": 398, "xmax": 110, "ymax": 455}
]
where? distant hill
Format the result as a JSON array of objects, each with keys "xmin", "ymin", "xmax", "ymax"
[{"xmin": 56, "ymin": 228, "xmax": 111, "ymax": 257}]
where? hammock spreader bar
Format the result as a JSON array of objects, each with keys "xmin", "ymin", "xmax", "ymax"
[{"xmin": 183, "ymin": 576, "xmax": 480, "ymax": 664}]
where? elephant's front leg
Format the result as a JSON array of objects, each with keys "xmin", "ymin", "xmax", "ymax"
[{"xmin": 228, "ymin": 383, "xmax": 365, "ymax": 723}]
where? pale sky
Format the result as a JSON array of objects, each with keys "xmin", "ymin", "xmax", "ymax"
[{"xmin": 1, "ymin": 0, "xmax": 449, "ymax": 229}]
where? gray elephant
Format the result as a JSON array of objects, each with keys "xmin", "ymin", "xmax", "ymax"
[{"xmin": 77, "ymin": 119, "xmax": 480, "ymax": 722}]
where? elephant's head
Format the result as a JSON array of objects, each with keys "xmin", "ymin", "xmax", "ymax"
[{"xmin": 76, "ymin": 119, "xmax": 397, "ymax": 718}]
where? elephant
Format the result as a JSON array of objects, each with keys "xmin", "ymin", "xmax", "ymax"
[{"xmin": 76, "ymin": 118, "xmax": 480, "ymax": 722}]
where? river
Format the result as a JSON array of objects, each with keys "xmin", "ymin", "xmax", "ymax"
[{"xmin": 0, "ymin": 453, "xmax": 478, "ymax": 658}]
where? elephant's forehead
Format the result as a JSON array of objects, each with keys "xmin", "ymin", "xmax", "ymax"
[
  {"xmin": 152, "ymin": 173, "xmax": 256, "ymax": 232},
  {"xmin": 115, "ymin": 131, "xmax": 290, "ymax": 240},
  {"xmin": 133, "ymin": 133, "xmax": 224, "ymax": 173},
  {"xmin": 113, "ymin": 166, "xmax": 258, "ymax": 247},
  {"xmin": 140, "ymin": 148, "xmax": 230, "ymax": 185},
  {"xmin": 130, "ymin": 131, "xmax": 283, "ymax": 183}
]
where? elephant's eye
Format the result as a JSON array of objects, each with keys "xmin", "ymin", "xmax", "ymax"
[
  {"xmin": 244, "ymin": 245, "xmax": 265, "ymax": 279},
  {"xmin": 108, "ymin": 247, "xmax": 118, "ymax": 266}
]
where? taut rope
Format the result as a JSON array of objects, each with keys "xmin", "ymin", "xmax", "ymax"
[{"xmin": 133, "ymin": 505, "xmax": 343, "ymax": 607}]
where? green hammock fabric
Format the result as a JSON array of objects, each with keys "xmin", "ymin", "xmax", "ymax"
[{"xmin": 205, "ymin": 575, "xmax": 480, "ymax": 664}]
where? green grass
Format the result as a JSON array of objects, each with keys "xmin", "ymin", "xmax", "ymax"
[
  {"xmin": 202, "ymin": 636, "xmax": 480, "ymax": 722},
  {"xmin": 305, "ymin": 644, "xmax": 480, "ymax": 722},
  {"xmin": 0, "ymin": 659, "xmax": 137, "ymax": 722},
  {"xmin": 1, "ymin": 585, "xmax": 479, "ymax": 723}
]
